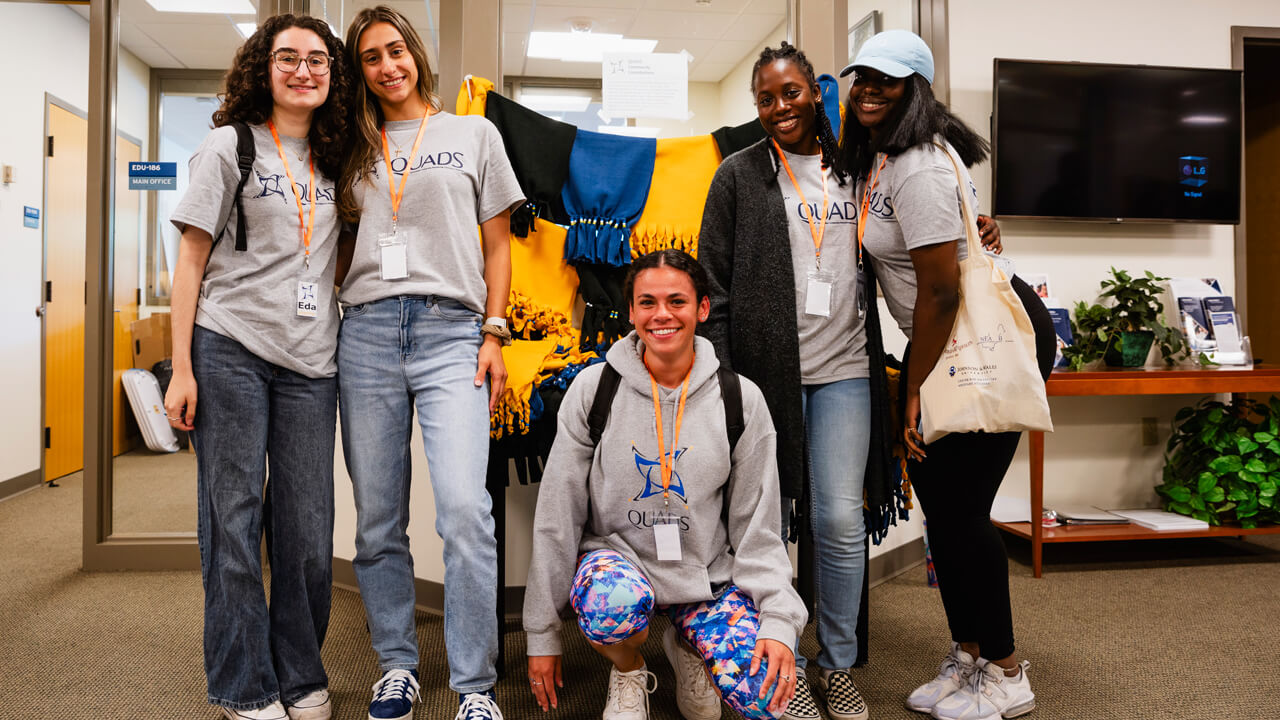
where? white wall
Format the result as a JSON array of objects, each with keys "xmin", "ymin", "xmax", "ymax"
[
  {"xmin": 0, "ymin": 3, "xmax": 150, "ymax": 483},
  {"xmin": 947, "ymin": 0, "xmax": 1280, "ymax": 512},
  {"xmin": 717, "ymin": 20, "xmax": 787, "ymax": 129}
]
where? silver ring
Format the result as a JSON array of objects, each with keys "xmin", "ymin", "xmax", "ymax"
[
  {"xmin": 781, "ymin": 674, "xmax": 792, "ymax": 682},
  {"xmin": 529, "ymin": 679, "xmax": 543, "ymax": 685}
]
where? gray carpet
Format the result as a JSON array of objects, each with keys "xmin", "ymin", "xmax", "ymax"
[{"xmin": 2, "ymin": 470, "xmax": 1279, "ymax": 719}]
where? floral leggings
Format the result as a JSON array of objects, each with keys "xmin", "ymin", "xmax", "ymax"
[{"xmin": 570, "ymin": 549, "xmax": 782, "ymax": 719}]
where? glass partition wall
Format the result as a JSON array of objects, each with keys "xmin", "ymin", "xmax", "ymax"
[{"xmin": 84, "ymin": 0, "xmax": 944, "ymax": 570}]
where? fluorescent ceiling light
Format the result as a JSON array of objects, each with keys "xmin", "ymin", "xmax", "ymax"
[
  {"xmin": 145, "ymin": 0, "xmax": 255, "ymax": 14},
  {"xmin": 235, "ymin": 22, "xmax": 256, "ymax": 39},
  {"xmin": 527, "ymin": 31, "xmax": 657, "ymax": 63},
  {"xmin": 1182, "ymin": 115, "xmax": 1229, "ymax": 125},
  {"xmin": 518, "ymin": 94, "xmax": 592, "ymax": 113}
]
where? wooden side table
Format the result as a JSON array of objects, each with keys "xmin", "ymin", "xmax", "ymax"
[{"xmin": 990, "ymin": 365, "xmax": 1280, "ymax": 577}]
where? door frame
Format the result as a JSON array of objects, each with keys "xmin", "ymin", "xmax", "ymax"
[{"xmin": 1231, "ymin": 25, "xmax": 1280, "ymax": 334}]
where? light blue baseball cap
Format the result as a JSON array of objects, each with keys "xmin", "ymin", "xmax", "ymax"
[{"xmin": 838, "ymin": 29, "xmax": 935, "ymax": 85}]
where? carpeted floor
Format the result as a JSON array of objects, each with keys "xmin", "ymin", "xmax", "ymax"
[{"xmin": 2, "ymin": 470, "xmax": 1278, "ymax": 719}]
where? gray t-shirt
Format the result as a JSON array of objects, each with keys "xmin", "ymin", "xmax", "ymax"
[
  {"xmin": 776, "ymin": 150, "xmax": 868, "ymax": 384},
  {"xmin": 170, "ymin": 123, "xmax": 341, "ymax": 378},
  {"xmin": 858, "ymin": 140, "xmax": 978, "ymax": 340},
  {"xmin": 340, "ymin": 112, "xmax": 524, "ymax": 312}
]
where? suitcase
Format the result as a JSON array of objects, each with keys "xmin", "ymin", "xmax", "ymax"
[{"xmin": 122, "ymin": 368, "xmax": 180, "ymax": 453}]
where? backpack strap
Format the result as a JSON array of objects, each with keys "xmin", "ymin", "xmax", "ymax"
[
  {"xmin": 587, "ymin": 363, "xmax": 622, "ymax": 446},
  {"xmin": 717, "ymin": 366, "xmax": 744, "ymax": 456},
  {"xmin": 227, "ymin": 121, "xmax": 255, "ymax": 252}
]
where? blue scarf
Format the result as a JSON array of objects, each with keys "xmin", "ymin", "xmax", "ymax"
[{"xmin": 561, "ymin": 130, "xmax": 656, "ymax": 266}]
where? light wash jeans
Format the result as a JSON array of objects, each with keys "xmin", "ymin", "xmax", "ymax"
[
  {"xmin": 796, "ymin": 377, "xmax": 870, "ymax": 671},
  {"xmin": 191, "ymin": 326, "xmax": 336, "ymax": 711},
  {"xmin": 338, "ymin": 295, "xmax": 499, "ymax": 694}
]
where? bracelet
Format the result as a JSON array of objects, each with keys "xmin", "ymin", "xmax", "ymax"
[{"xmin": 480, "ymin": 322, "xmax": 513, "ymax": 346}]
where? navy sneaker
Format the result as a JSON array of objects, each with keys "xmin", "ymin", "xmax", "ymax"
[
  {"xmin": 455, "ymin": 689, "xmax": 503, "ymax": 720},
  {"xmin": 368, "ymin": 669, "xmax": 420, "ymax": 720}
]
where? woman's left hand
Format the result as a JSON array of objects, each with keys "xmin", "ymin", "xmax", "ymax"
[
  {"xmin": 904, "ymin": 390, "xmax": 927, "ymax": 462},
  {"xmin": 749, "ymin": 638, "xmax": 796, "ymax": 714},
  {"xmin": 475, "ymin": 336, "xmax": 508, "ymax": 412},
  {"xmin": 977, "ymin": 214, "xmax": 1002, "ymax": 254}
]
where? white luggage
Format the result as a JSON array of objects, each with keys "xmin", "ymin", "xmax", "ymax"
[{"xmin": 122, "ymin": 368, "xmax": 180, "ymax": 453}]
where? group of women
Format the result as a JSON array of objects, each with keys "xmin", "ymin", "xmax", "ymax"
[{"xmin": 165, "ymin": 6, "xmax": 1051, "ymax": 720}]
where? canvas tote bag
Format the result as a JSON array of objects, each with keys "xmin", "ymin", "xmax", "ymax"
[{"xmin": 918, "ymin": 143, "xmax": 1053, "ymax": 443}]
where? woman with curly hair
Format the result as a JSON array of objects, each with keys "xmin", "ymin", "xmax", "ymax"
[
  {"xmin": 333, "ymin": 6, "xmax": 521, "ymax": 720},
  {"xmin": 164, "ymin": 13, "xmax": 352, "ymax": 720}
]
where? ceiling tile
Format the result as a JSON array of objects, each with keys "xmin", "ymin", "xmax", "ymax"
[
  {"xmin": 723, "ymin": 12, "xmax": 785, "ymax": 46},
  {"xmin": 700, "ymin": 38, "xmax": 757, "ymax": 65},
  {"xmin": 690, "ymin": 61, "xmax": 737, "ymax": 82},
  {"xmin": 627, "ymin": 9, "xmax": 731, "ymax": 40},
  {"xmin": 640, "ymin": 0, "xmax": 752, "ymax": 10},
  {"xmin": 530, "ymin": 4, "xmax": 638, "ymax": 35}
]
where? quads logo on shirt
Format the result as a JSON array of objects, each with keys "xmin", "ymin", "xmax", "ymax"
[
  {"xmin": 253, "ymin": 172, "xmax": 336, "ymax": 205},
  {"xmin": 795, "ymin": 200, "xmax": 859, "ymax": 225},
  {"xmin": 631, "ymin": 445, "xmax": 687, "ymax": 503},
  {"xmin": 376, "ymin": 151, "xmax": 467, "ymax": 176}
]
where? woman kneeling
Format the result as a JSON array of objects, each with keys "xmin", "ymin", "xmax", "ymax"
[{"xmin": 523, "ymin": 249, "xmax": 806, "ymax": 720}]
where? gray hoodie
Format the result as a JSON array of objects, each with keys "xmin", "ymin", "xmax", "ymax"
[{"xmin": 523, "ymin": 332, "xmax": 807, "ymax": 656}]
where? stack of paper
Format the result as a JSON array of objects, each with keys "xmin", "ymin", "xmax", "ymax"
[{"xmin": 1106, "ymin": 509, "xmax": 1209, "ymax": 530}]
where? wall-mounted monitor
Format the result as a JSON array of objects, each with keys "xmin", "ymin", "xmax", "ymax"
[{"xmin": 992, "ymin": 59, "xmax": 1242, "ymax": 223}]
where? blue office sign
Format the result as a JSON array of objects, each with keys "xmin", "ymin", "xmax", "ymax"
[
  {"xmin": 23, "ymin": 206, "xmax": 39, "ymax": 229},
  {"xmin": 128, "ymin": 161, "xmax": 177, "ymax": 190}
]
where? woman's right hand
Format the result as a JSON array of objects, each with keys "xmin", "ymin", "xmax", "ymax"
[
  {"xmin": 164, "ymin": 371, "xmax": 198, "ymax": 431},
  {"xmin": 903, "ymin": 390, "xmax": 926, "ymax": 461},
  {"xmin": 527, "ymin": 654, "xmax": 563, "ymax": 711}
]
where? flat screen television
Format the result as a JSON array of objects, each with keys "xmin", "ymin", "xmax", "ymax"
[{"xmin": 991, "ymin": 59, "xmax": 1242, "ymax": 223}]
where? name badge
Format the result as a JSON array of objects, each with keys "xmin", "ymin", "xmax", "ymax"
[
  {"xmin": 296, "ymin": 280, "xmax": 319, "ymax": 318},
  {"xmin": 379, "ymin": 233, "xmax": 408, "ymax": 281},
  {"xmin": 654, "ymin": 522, "xmax": 682, "ymax": 562},
  {"xmin": 805, "ymin": 269, "xmax": 835, "ymax": 317}
]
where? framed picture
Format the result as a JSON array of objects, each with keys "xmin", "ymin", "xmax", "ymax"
[{"xmin": 848, "ymin": 10, "xmax": 882, "ymax": 66}]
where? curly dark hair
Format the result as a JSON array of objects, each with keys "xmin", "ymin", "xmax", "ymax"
[
  {"xmin": 212, "ymin": 14, "xmax": 353, "ymax": 182},
  {"xmin": 840, "ymin": 73, "xmax": 989, "ymax": 178},
  {"xmin": 750, "ymin": 42, "xmax": 847, "ymax": 187}
]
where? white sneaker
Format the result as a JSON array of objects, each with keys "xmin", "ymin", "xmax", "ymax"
[
  {"xmin": 662, "ymin": 625, "xmax": 721, "ymax": 720},
  {"xmin": 602, "ymin": 664, "xmax": 658, "ymax": 720},
  {"xmin": 286, "ymin": 689, "xmax": 331, "ymax": 720},
  {"xmin": 930, "ymin": 659, "xmax": 1034, "ymax": 720},
  {"xmin": 221, "ymin": 701, "xmax": 288, "ymax": 720},
  {"xmin": 907, "ymin": 643, "xmax": 978, "ymax": 713}
]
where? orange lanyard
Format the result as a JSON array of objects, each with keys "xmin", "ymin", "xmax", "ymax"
[
  {"xmin": 645, "ymin": 356, "xmax": 692, "ymax": 509},
  {"xmin": 267, "ymin": 121, "xmax": 316, "ymax": 267},
  {"xmin": 856, "ymin": 154, "xmax": 888, "ymax": 270},
  {"xmin": 380, "ymin": 111, "xmax": 431, "ymax": 234},
  {"xmin": 773, "ymin": 139, "xmax": 830, "ymax": 268}
]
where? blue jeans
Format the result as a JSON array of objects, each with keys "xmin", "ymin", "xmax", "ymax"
[
  {"xmin": 191, "ymin": 326, "xmax": 336, "ymax": 711},
  {"xmin": 798, "ymin": 378, "xmax": 870, "ymax": 671},
  {"xmin": 338, "ymin": 296, "xmax": 499, "ymax": 693}
]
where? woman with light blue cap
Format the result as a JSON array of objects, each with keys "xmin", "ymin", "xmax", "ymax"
[{"xmin": 838, "ymin": 29, "xmax": 1053, "ymax": 720}]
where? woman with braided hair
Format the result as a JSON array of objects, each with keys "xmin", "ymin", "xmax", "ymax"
[{"xmin": 697, "ymin": 42, "xmax": 873, "ymax": 720}]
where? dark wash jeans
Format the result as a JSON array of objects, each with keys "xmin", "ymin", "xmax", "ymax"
[{"xmin": 191, "ymin": 325, "xmax": 337, "ymax": 710}]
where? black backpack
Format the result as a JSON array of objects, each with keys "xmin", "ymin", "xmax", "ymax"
[
  {"xmin": 216, "ymin": 121, "xmax": 255, "ymax": 252},
  {"xmin": 586, "ymin": 363, "xmax": 745, "ymax": 455}
]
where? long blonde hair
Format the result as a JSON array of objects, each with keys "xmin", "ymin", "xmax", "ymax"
[{"xmin": 338, "ymin": 5, "xmax": 441, "ymax": 221}]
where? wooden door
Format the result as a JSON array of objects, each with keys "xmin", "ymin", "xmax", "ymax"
[
  {"xmin": 1244, "ymin": 41, "xmax": 1280, "ymax": 364},
  {"xmin": 44, "ymin": 103, "xmax": 87, "ymax": 482},
  {"xmin": 113, "ymin": 138, "xmax": 142, "ymax": 455}
]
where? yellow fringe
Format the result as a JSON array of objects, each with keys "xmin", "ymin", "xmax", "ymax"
[{"xmin": 629, "ymin": 228, "xmax": 699, "ymax": 260}]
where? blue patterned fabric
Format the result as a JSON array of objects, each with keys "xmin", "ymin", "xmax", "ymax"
[{"xmin": 561, "ymin": 130, "xmax": 656, "ymax": 266}]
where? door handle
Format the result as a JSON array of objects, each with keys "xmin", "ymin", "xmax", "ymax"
[{"xmin": 35, "ymin": 306, "xmax": 44, "ymax": 318}]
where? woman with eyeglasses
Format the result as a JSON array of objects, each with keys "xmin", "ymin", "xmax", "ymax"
[
  {"xmin": 165, "ymin": 13, "xmax": 352, "ymax": 720},
  {"xmin": 334, "ymin": 6, "xmax": 522, "ymax": 720}
]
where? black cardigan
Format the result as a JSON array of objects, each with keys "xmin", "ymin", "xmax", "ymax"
[{"xmin": 698, "ymin": 138, "xmax": 901, "ymax": 541}]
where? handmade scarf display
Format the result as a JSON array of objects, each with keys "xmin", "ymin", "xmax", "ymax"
[
  {"xmin": 561, "ymin": 129, "xmax": 656, "ymax": 265},
  {"xmin": 711, "ymin": 119, "xmax": 767, "ymax": 161},
  {"xmin": 630, "ymin": 135, "xmax": 721, "ymax": 259},
  {"xmin": 485, "ymin": 91, "xmax": 577, "ymax": 236}
]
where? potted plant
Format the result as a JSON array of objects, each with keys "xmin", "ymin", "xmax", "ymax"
[
  {"xmin": 1157, "ymin": 397, "xmax": 1280, "ymax": 527},
  {"xmin": 1061, "ymin": 267, "xmax": 1187, "ymax": 370}
]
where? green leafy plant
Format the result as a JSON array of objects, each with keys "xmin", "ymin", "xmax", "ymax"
[
  {"xmin": 1061, "ymin": 267, "xmax": 1187, "ymax": 370},
  {"xmin": 1157, "ymin": 396, "xmax": 1280, "ymax": 528}
]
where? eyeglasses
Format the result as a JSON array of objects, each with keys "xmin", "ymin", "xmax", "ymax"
[{"xmin": 272, "ymin": 50, "xmax": 332, "ymax": 75}]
